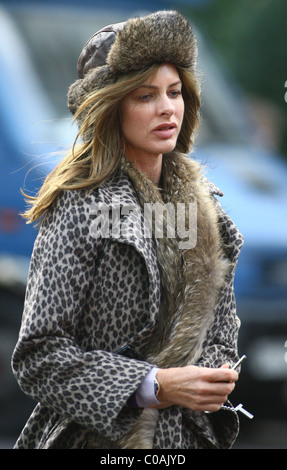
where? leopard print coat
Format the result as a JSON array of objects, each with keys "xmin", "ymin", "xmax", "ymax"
[{"xmin": 12, "ymin": 153, "xmax": 243, "ymax": 449}]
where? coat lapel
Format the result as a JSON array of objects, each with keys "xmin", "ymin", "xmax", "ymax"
[{"xmin": 92, "ymin": 172, "xmax": 161, "ymax": 326}]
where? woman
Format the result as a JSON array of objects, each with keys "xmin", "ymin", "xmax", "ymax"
[{"xmin": 12, "ymin": 11, "xmax": 244, "ymax": 449}]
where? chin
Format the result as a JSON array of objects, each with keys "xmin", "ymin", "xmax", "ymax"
[
  {"xmin": 157, "ymin": 140, "xmax": 177, "ymax": 155},
  {"xmin": 162, "ymin": 143, "xmax": 177, "ymax": 155}
]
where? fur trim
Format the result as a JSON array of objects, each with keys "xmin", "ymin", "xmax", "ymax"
[
  {"xmin": 67, "ymin": 65, "xmax": 114, "ymax": 141},
  {"xmin": 117, "ymin": 152, "xmax": 230, "ymax": 448},
  {"xmin": 108, "ymin": 11, "xmax": 197, "ymax": 74},
  {"xmin": 67, "ymin": 66, "xmax": 114, "ymax": 116},
  {"xmin": 118, "ymin": 409, "xmax": 159, "ymax": 449}
]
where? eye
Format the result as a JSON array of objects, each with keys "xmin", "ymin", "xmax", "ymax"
[
  {"xmin": 138, "ymin": 94, "xmax": 153, "ymax": 102},
  {"xmin": 169, "ymin": 90, "xmax": 182, "ymax": 98}
]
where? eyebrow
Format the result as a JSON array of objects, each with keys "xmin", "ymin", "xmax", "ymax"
[{"xmin": 139, "ymin": 80, "xmax": 182, "ymax": 90}]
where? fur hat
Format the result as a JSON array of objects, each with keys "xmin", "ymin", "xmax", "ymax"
[{"xmin": 68, "ymin": 10, "xmax": 198, "ymax": 119}]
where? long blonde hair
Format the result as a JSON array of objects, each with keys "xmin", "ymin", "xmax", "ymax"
[{"xmin": 22, "ymin": 64, "xmax": 200, "ymax": 223}]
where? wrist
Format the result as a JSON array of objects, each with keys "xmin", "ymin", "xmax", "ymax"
[
  {"xmin": 154, "ymin": 376, "xmax": 160, "ymax": 400},
  {"xmin": 155, "ymin": 369, "xmax": 168, "ymax": 402}
]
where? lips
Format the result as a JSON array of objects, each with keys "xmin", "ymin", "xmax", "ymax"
[
  {"xmin": 153, "ymin": 123, "xmax": 177, "ymax": 139},
  {"xmin": 154, "ymin": 123, "xmax": 176, "ymax": 131}
]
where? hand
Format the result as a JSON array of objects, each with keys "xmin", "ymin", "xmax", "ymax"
[{"xmin": 152, "ymin": 364, "xmax": 238, "ymax": 412}]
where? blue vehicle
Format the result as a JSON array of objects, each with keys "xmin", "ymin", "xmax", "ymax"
[{"xmin": 1, "ymin": 0, "xmax": 286, "ymax": 446}]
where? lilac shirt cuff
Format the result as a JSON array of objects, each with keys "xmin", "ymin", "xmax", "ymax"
[{"xmin": 127, "ymin": 367, "xmax": 159, "ymax": 408}]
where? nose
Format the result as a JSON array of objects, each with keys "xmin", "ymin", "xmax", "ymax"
[{"xmin": 158, "ymin": 95, "xmax": 175, "ymax": 117}]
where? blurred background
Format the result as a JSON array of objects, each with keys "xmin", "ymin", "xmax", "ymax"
[{"xmin": 0, "ymin": 0, "xmax": 286, "ymax": 449}]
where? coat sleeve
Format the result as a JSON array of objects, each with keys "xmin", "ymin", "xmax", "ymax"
[
  {"xmin": 196, "ymin": 273, "xmax": 241, "ymax": 369},
  {"xmin": 11, "ymin": 190, "xmax": 153, "ymax": 441},
  {"xmin": 196, "ymin": 199, "xmax": 244, "ymax": 369},
  {"xmin": 186, "ymin": 201, "xmax": 244, "ymax": 449}
]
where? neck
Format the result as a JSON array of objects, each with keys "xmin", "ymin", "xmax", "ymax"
[{"xmin": 126, "ymin": 153, "xmax": 163, "ymax": 186}]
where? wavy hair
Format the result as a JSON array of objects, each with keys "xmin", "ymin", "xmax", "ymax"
[{"xmin": 22, "ymin": 64, "xmax": 200, "ymax": 223}]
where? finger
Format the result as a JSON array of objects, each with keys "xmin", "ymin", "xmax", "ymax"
[
  {"xmin": 194, "ymin": 380, "xmax": 235, "ymax": 400},
  {"xmin": 205, "ymin": 367, "xmax": 238, "ymax": 384},
  {"xmin": 206, "ymin": 381, "xmax": 236, "ymax": 396},
  {"xmin": 191, "ymin": 395, "xmax": 227, "ymax": 411}
]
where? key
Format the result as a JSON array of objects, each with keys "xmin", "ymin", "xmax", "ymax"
[
  {"xmin": 234, "ymin": 403, "xmax": 254, "ymax": 419},
  {"xmin": 231, "ymin": 355, "xmax": 247, "ymax": 370},
  {"xmin": 204, "ymin": 355, "xmax": 248, "ymax": 415}
]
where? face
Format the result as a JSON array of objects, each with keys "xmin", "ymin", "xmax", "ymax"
[{"xmin": 120, "ymin": 63, "xmax": 184, "ymax": 165}]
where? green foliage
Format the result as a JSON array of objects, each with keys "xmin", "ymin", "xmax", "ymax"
[{"xmin": 182, "ymin": 0, "xmax": 287, "ymax": 157}]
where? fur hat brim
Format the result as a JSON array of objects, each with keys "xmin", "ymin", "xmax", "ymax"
[{"xmin": 107, "ymin": 11, "xmax": 197, "ymax": 74}]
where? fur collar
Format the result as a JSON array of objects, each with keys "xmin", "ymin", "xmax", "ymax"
[
  {"xmin": 121, "ymin": 152, "xmax": 230, "ymax": 367},
  {"xmin": 117, "ymin": 152, "xmax": 230, "ymax": 449}
]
